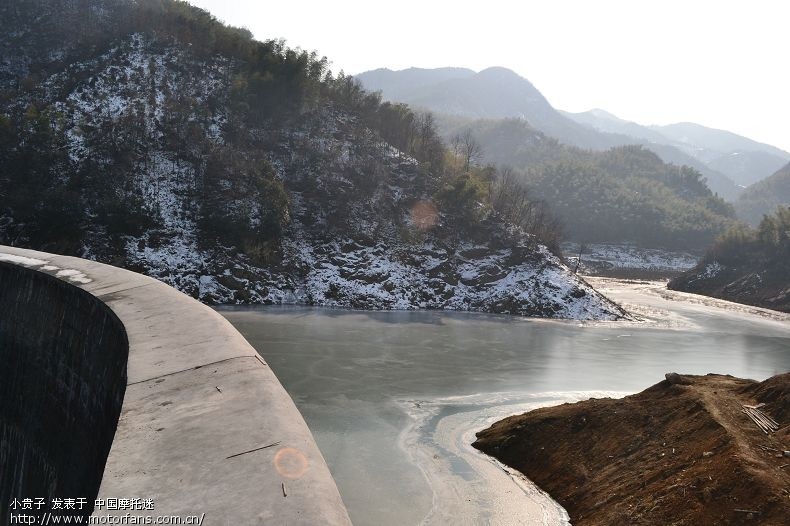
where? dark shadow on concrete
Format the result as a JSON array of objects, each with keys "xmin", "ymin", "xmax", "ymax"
[{"xmin": 0, "ymin": 262, "xmax": 128, "ymax": 524}]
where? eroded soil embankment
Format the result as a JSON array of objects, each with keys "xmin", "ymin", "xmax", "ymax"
[{"xmin": 473, "ymin": 373, "xmax": 790, "ymax": 525}]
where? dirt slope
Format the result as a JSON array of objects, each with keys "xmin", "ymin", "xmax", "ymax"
[{"xmin": 473, "ymin": 374, "xmax": 790, "ymax": 525}]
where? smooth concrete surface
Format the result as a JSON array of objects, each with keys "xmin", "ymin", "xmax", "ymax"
[{"xmin": 0, "ymin": 246, "xmax": 351, "ymax": 525}]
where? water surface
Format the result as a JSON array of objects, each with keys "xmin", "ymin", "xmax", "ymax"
[{"xmin": 220, "ymin": 279, "xmax": 790, "ymax": 525}]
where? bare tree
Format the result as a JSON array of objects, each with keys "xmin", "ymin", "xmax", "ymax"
[
  {"xmin": 451, "ymin": 129, "xmax": 482, "ymax": 172},
  {"xmin": 490, "ymin": 166, "xmax": 563, "ymax": 251},
  {"xmin": 573, "ymin": 242, "xmax": 587, "ymax": 273}
]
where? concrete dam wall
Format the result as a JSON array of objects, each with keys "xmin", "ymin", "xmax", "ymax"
[
  {"xmin": 0, "ymin": 262, "xmax": 128, "ymax": 522},
  {"xmin": 0, "ymin": 246, "xmax": 351, "ymax": 525}
]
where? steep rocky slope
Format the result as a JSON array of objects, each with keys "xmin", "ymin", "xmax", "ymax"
[{"xmin": 0, "ymin": 0, "xmax": 625, "ymax": 319}]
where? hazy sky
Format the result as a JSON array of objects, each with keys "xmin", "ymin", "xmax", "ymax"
[{"xmin": 187, "ymin": 0, "xmax": 790, "ymax": 152}]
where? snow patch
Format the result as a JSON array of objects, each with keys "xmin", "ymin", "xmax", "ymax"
[
  {"xmin": 0, "ymin": 252, "xmax": 92, "ymax": 283},
  {"xmin": 0, "ymin": 253, "xmax": 48, "ymax": 267},
  {"xmin": 699, "ymin": 262, "xmax": 724, "ymax": 279}
]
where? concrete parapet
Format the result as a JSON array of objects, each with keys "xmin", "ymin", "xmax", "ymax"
[{"xmin": 0, "ymin": 246, "xmax": 351, "ymax": 525}]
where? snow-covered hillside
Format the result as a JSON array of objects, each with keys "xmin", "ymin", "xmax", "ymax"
[
  {"xmin": 0, "ymin": 0, "xmax": 627, "ymax": 320},
  {"xmin": 188, "ymin": 238, "xmax": 622, "ymax": 319}
]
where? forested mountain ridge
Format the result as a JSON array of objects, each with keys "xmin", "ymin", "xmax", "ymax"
[
  {"xmin": 432, "ymin": 118, "xmax": 738, "ymax": 249},
  {"xmin": 0, "ymin": 0, "xmax": 626, "ymax": 319},
  {"xmin": 356, "ymin": 67, "xmax": 743, "ymax": 200},
  {"xmin": 735, "ymin": 162, "xmax": 790, "ymax": 226},
  {"xmin": 669, "ymin": 207, "xmax": 790, "ymax": 312},
  {"xmin": 567, "ymin": 111, "xmax": 790, "ymax": 188}
]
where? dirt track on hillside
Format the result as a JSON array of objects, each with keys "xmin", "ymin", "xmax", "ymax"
[{"xmin": 473, "ymin": 374, "xmax": 790, "ymax": 525}]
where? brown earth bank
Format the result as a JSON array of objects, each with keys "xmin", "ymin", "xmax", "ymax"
[{"xmin": 473, "ymin": 373, "xmax": 790, "ymax": 525}]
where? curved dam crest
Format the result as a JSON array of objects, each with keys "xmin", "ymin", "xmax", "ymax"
[
  {"xmin": 0, "ymin": 246, "xmax": 350, "ymax": 525},
  {"xmin": 0, "ymin": 259, "xmax": 128, "ymax": 519}
]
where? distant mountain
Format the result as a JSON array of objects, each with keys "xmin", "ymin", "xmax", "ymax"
[
  {"xmin": 653, "ymin": 122, "xmax": 789, "ymax": 163},
  {"xmin": 356, "ymin": 66, "xmax": 622, "ymax": 150},
  {"xmin": 652, "ymin": 122, "xmax": 790, "ymax": 185},
  {"xmin": 565, "ymin": 110, "xmax": 790, "ymax": 195},
  {"xmin": 352, "ymin": 67, "xmax": 474, "ymax": 101},
  {"xmin": 735, "ymin": 163, "xmax": 790, "ymax": 225},
  {"xmin": 357, "ymin": 67, "xmax": 742, "ymax": 200},
  {"xmin": 707, "ymin": 150, "xmax": 790, "ymax": 187},
  {"xmin": 562, "ymin": 108, "xmax": 668, "ymax": 144},
  {"xmin": 563, "ymin": 110, "xmax": 742, "ymax": 199}
]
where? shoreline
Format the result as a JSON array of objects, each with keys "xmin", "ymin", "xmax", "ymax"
[{"xmin": 396, "ymin": 391, "xmax": 628, "ymax": 525}]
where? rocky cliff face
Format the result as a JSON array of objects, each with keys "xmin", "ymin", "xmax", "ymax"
[{"xmin": 0, "ymin": 0, "xmax": 626, "ymax": 320}]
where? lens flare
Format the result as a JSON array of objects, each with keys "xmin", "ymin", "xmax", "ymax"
[
  {"xmin": 410, "ymin": 200, "xmax": 438, "ymax": 231},
  {"xmin": 274, "ymin": 447, "xmax": 310, "ymax": 479}
]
